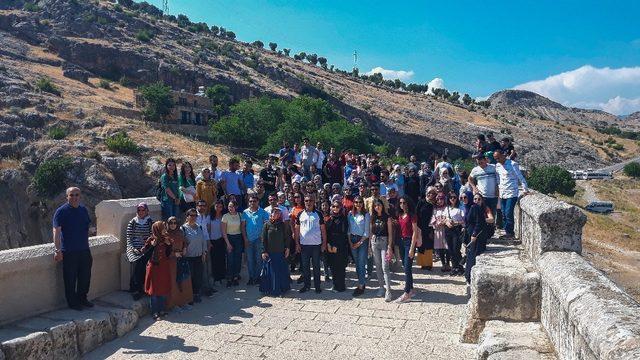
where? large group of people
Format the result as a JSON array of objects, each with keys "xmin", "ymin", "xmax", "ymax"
[{"xmin": 53, "ymin": 132, "xmax": 528, "ymax": 320}]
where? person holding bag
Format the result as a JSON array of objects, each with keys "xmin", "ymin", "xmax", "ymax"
[{"xmin": 260, "ymin": 207, "xmax": 292, "ymax": 296}]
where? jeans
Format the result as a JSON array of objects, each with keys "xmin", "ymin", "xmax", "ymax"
[
  {"xmin": 465, "ymin": 232, "xmax": 488, "ymax": 284},
  {"xmin": 161, "ymin": 199, "xmax": 179, "ymax": 220},
  {"xmin": 300, "ymin": 244, "xmax": 321, "ymax": 290},
  {"xmin": 246, "ymin": 239, "xmax": 264, "ymax": 281},
  {"xmin": 150, "ymin": 295, "xmax": 166, "ymax": 314},
  {"xmin": 501, "ymin": 197, "xmax": 518, "ymax": 236},
  {"xmin": 226, "ymin": 234, "xmax": 243, "ymax": 279},
  {"xmin": 445, "ymin": 227, "xmax": 463, "ymax": 271},
  {"xmin": 62, "ymin": 250, "xmax": 93, "ymax": 308},
  {"xmin": 186, "ymin": 256, "xmax": 204, "ymax": 297},
  {"xmin": 371, "ymin": 235, "xmax": 391, "ymax": 291},
  {"xmin": 402, "ymin": 237, "xmax": 414, "ymax": 293},
  {"xmin": 350, "ymin": 235, "xmax": 368, "ymax": 286},
  {"xmin": 485, "ymin": 197, "xmax": 498, "ymax": 219}
]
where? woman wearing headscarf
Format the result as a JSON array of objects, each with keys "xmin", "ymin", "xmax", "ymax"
[
  {"xmin": 126, "ymin": 202, "xmax": 154, "ymax": 301},
  {"xmin": 260, "ymin": 207, "xmax": 292, "ymax": 296},
  {"xmin": 430, "ymin": 192, "xmax": 451, "ymax": 272},
  {"xmin": 415, "ymin": 186, "xmax": 437, "ymax": 270},
  {"xmin": 325, "ymin": 200, "xmax": 350, "ymax": 292},
  {"xmin": 166, "ymin": 216, "xmax": 194, "ymax": 309},
  {"xmin": 196, "ymin": 168, "xmax": 217, "ymax": 215},
  {"xmin": 143, "ymin": 221, "xmax": 172, "ymax": 320},
  {"xmin": 445, "ymin": 191, "xmax": 465, "ymax": 276}
]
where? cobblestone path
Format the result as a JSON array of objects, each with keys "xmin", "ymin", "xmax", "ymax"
[{"xmin": 87, "ymin": 263, "xmax": 476, "ymax": 359}]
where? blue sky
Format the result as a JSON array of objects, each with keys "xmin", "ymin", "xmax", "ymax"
[{"xmin": 143, "ymin": 0, "xmax": 640, "ymax": 114}]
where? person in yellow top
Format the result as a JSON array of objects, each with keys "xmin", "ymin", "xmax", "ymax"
[
  {"xmin": 364, "ymin": 183, "xmax": 389, "ymax": 215},
  {"xmin": 221, "ymin": 200, "xmax": 244, "ymax": 287},
  {"xmin": 196, "ymin": 168, "xmax": 217, "ymax": 214}
]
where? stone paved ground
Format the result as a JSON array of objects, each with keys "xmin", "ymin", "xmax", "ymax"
[{"xmin": 87, "ymin": 262, "xmax": 476, "ymax": 359}]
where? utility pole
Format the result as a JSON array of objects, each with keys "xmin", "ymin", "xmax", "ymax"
[
  {"xmin": 353, "ymin": 50, "xmax": 358, "ymax": 72},
  {"xmin": 162, "ymin": 0, "xmax": 169, "ymax": 14}
]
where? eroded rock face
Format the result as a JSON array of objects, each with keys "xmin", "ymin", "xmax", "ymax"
[
  {"xmin": 0, "ymin": 329, "xmax": 53, "ymax": 360},
  {"xmin": 16, "ymin": 317, "xmax": 79, "ymax": 360},
  {"xmin": 42, "ymin": 309, "xmax": 115, "ymax": 355}
]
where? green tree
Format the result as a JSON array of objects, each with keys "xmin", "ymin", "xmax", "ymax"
[
  {"xmin": 210, "ymin": 25, "xmax": 219, "ymax": 35},
  {"xmin": 296, "ymin": 52, "xmax": 307, "ymax": 61},
  {"xmin": 369, "ymin": 72, "xmax": 383, "ymax": 84},
  {"xmin": 449, "ymin": 91, "xmax": 460, "ymax": 103},
  {"xmin": 252, "ymin": 40, "xmax": 264, "ymax": 48},
  {"xmin": 318, "ymin": 57, "xmax": 328, "ymax": 69},
  {"xmin": 269, "ymin": 42, "xmax": 277, "ymax": 51},
  {"xmin": 283, "ymin": 48, "xmax": 291, "ymax": 57},
  {"xmin": 623, "ymin": 162, "xmax": 640, "ymax": 178},
  {"xmin": 306, "ymin": 53, "xmax": 318, "ymax": 65},
  {"xmin": 105, "ymin": 132, "xmax": 140, "ymax": 154},
  {"xmin": 226, "ymin": 31, "xmax": 236, "ymax": 40},
  {"xmin": 33, "ymin": 157, "xmax": 72, "ymax": 197},
  {"xmin": 138, "ymin": 82, "xmax": 173, "ymax": 122},
  {"xmin": 462, "ymin": 93, "xmax": 473, "ymax": 105},
  {"xmin": 176, "ymin": 14, "xmax": 191, "ymax": 28},
  {"xmin": 528, "ymin": 165, "xmax": 576, "ymax": 196},
  {"xmin": 205, "ymin": 84, "xmax": 232, "ymax": 118}
]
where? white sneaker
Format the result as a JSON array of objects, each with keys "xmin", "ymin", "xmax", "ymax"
[
  {"xmin": 376, "ymin": 287, "xmax": 386, "ymax": 297},
  {"xmin": 395, "ymin": 292, "xmax": 412, "ymax": 303},
  {"xmin": 384, "ymin": 290, "xmax": 393, "ymax": 302}
]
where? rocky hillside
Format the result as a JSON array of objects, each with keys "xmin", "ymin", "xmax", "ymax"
[{"xmin": 0, "ymin": 0, "xmax": 638, "ymax": 249}]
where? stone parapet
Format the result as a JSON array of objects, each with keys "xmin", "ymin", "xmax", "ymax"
[
  {"xmin": 516, "ymin": 192, "xmax": 586, "ymax": 260},
  {"xmin": 538, "ymin": 251, "xmax": 640, "ymax": 360},
  {"xmin": 0, "ymin": 235, "xmax": 120, "ymax": 325}
]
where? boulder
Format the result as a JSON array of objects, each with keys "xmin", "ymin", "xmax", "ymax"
[
  {"xmin": 0, "ymin": 328, "xmax": 52, "ymax": 360},
  {"xmin": 0, "ymin": 123, "xmax": 16, "ymax": 143},
  {"xmin": 95, "ymin": 307, "xmax": 138, "ymax": 337},
  {"xmin": 16, "ymin": 317, "xmax": 79, "ymax": 360},
  {"xmin": 62, "ymin": 68, "xmax": 90, "ymax": 83},
  {"xmin": 97, "ymin": 291, "xmax": 150, "ymax": 318},
  {"xmin": 21, "ymin": 112, "xmax": 51, "ymax": 128},
  {"xmin": 477, "ymin": 321, "xmax": 556, "ymax": 360},
  {"xmin": 102, "ymin": 156, "xmax": 152, "ymax": 197}
]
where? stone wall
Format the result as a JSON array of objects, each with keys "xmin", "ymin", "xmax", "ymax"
[
  {"xmin": 516, "ymin": 192, "xmax": 640, "ymax": 360},
  {"xmin": 0, "ymin": 235, "xmax": 120, "ymax": 325},
  {"xmin": 95, "ymin": 197, "xmax": 161, "ymax": 290}
]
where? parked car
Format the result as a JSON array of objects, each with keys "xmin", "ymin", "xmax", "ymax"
[{"xmin": 585, "ymin": 201, "xmax": 614, "ymax": 214}]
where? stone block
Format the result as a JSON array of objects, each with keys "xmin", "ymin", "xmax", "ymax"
[
  {"xmin": 538, "ymin": 252, "xmax": 640, "ymax": 360},
  {"xmin": 93, "ymin": 306, "xmax": 138, "ymax": 337},
  {"xmin": 15, "ymin": 317, "xmax": 79, "ymax": 359},
  {"xmin": 486, "ymin": 349, "xmax": 556, "ymax": 360},
  {"xmin": 0, "ymin": 328, "xmax": 52, "ymax": 360},
  {"xmin": 469, "ymin": 247, "xmax": 540, "ymax": 322},
  {"xmin": 97, "ymin": 291, "xmax": 150, "ymax": 317},
  {"xmin": 477, "ymin": 321, "xmax": 555, "ymax": 360},
  {"xmin": 517, "ymin": 192, "xmax": 586, "ymax": 260},
  {"xmin": 42, "ymin": 309, "xmax": 115, "ymax": 354}
]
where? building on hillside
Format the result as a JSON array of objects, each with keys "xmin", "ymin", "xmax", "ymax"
[{"xmin": 134, "ymin": 86, "xmax": 216, "ymax": 125}]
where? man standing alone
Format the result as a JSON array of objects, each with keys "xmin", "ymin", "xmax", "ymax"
[
  {"xmin": 53, "ymin": 187, "xmax": 93, "ymax": 311},
  {"xmin": 494, "ymin": 150, "xmax": 529, "ymax": 239}
]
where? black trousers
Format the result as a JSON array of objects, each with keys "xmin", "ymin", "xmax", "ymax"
[
  {"xmin": 62, "ymin": 250, "xmax": 93, "ymax": 307},
  {"xmin": 129, "ymin": 251, "xmax": 152, "ymax": 294},
  {"xmin": 327, "ymin": 248, "xmax": 348, "ymax": 291},
  {"xmin": 301, "ymin": 245, "xmax": 321, "ymax": 290},
  {"xmin": 187, "ymin": 256, "xmax": 204, "ymax": 296},
  {"xmin": 445, "ymin": 228, "xmax": 463, "ymax": 270},
  {"xmin": 210, "ymin": 238, "xmax": 227, "ymax": 281}
]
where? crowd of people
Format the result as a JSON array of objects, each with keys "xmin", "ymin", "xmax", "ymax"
[{"xmin": 53, "ymin": 133, "xmax": 528, "ymax": 321}]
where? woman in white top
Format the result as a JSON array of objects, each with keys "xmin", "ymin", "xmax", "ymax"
[
  {"xmin": 445, "ymin": 191, "xmax": 465, "ymax": 276},
  {"xmin": 430, "ymin": 192, "xmax": 451, "ymax": 272},
  {"xmin": 208, "ymin": 200, "xmax": 226, "ymax": 284},
  {"xmin": 348, "ymin": 196, "xmax": 370, "ymax": 296}
]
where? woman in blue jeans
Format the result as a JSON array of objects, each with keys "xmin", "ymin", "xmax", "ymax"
[
  {"xmin": 222, "ymin": 200, "xmax": 243, "ymax": 287},
  {"xmin": 348, "ymin": 196, "xmax": 370, "ymax": 296},
  {"xmin": 395, "ymin": 196, "xmax": 421, "ymax": 303}
]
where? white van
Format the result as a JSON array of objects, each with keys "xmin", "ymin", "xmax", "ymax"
[{"xmin": 585, "ymin": 201, "xmax": 614, "ymax": 214}]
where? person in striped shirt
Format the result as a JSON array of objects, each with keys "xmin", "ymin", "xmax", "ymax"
[{"xmin": 126, "ymin": 202, "xmax": 154, "ymax": 300}]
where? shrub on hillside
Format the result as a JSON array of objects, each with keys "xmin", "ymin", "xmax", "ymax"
[
  {"xmin": 209, "ymin": 96, "xmax": 373, "ymax": 156},
  {"xmin": 105, "ymin": 132, "xmax": 139, "ymax": 154},
  {"xmin": 527, "ymin": 165, "xmax": 576, "ymax": 196},
  {"xmin": 35, "ymin": 77, "xmax": 61, "ymax": 96},
  {"xmin": 23, "ymin": 2, "xmax": 41, "ymax": 11},
  {"xmin": 138, "ymin": 82, "xmax": 173, "ymax": 122},
  {"xmin": 98, "ymin": 79, "xmax": 112, "ymax": 89},
  {"xmin": 135, "ymin": 29, "xmax": 153, "ymax": 42},
  {"xmin": 48, "ymin": 127, "xmax": 67, "ymax": 140},
  {"xmin": 623, "ymin": 162, "xmax": 640, "ymax": 178},
  {"xmin": 33, "ymin": 157, "xmax": 72, "ymax": 197}
]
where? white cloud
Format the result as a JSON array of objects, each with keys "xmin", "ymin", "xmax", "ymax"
[
  {"xmin": 365, "ymin": 67, "xmax": 415, "ymax": 81},
  {"xmin": 426, "ymin": 77, "xmax": 445, "ymax": 94},
  {"xmin": 514, "ymin": 65, "xmax": 640, "ymax": 115}
]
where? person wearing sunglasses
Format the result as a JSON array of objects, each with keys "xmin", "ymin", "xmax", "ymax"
[
  {"xmin": 415, "ymin": 187, "xmax": 437, "ymax": 270},
  {"xmin": 325, "ymin": 200, "xmax": 349, "ymax": 292},
  {"xmin": 53, "ymin": 187, "xmax": 93, "ymax": 311},
  {"xmin": 370, "ymin": 199, "xmax": 394, "ymax": 302},
  {"xmin": 465, "ymin": 194, "xmax": 494, "ymax": 284},
  {"xmin": 222, "ymin": 200, "xmax": 243, "ymax": 287},
  {"xmin": 182, "ymin": 208, "xmax": 209, "ymax": 303},
  {"xmin": 166, "ymin": 216, "xmax": 194, "ymax": 310},
  {"xmin": 289, "ymin": 192, "xmax": 305, "ymax": 276},
  {"xmin": 294, "ymin": 195, "xmax": 328, "ymax": 294},
  {"xmin": 348, "ymin": 196, "xmax": 371, "ymax": 296},
  {"xmin": 430, "ymin": 192, "xmax": 452, "ymax": 272},
  {"xmin": 395, "ymin": 196, "xmax": 420, "ymax": 303},
  {"xmin": 445, "ymin": 192, "xmax": 465, "ymax": 276}
]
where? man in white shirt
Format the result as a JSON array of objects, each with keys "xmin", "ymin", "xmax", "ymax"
[
  {"xmin": 315, "ymin": 142, "xmax": 326, "ymax": 170},
  {"xmin": 300, "ymin": 137, "xmax": 318, "ymax": 179},
  {"xmin": 379, "ymin": 170, "xmax": 398, "ymax": 198},
  {"xmin": 295, "ymin": 194, "xmax": 327, "ymax": 294},
  {"xmin": 469, "ymin": 153, "xmax": 499, "ymax": 216},
  {"xmin": 494, "ymin": 150, "xmax": 529, "ymax": 239}
]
